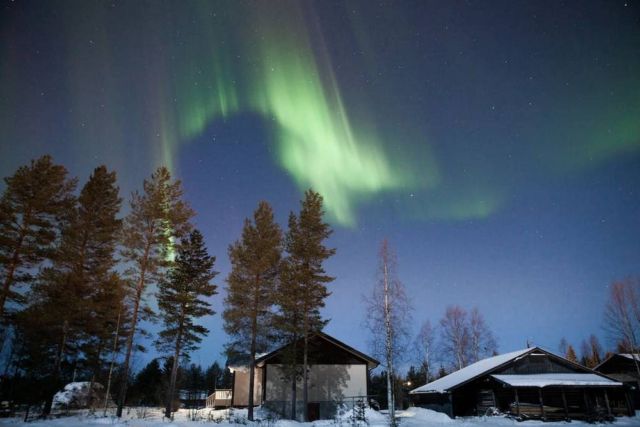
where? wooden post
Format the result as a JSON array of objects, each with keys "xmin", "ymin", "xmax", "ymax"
[
  {"xmin": 603, "ymin": 390, "xmax": 611, "ymax": 418},
  {"xmin": 561, "ymin": 389, "xmax": 569, "ymax": 420},
  {"xmin": 583, "ymin": 390, "xmax": 591, "ymax": 419},
  {"xmin": 624, "ymin": 389, "xmax": 634, "ymax": 416},
  {"xmin": 262, "ymin": 366, "xmax": 267, "ymax": 405},
  {"xmin": 514, "ymin": 389, "xmax": 520, "ymax": 417},
  {"xmin": 538, "ymin": 389, "xmax": 545, "ymax": 419}
]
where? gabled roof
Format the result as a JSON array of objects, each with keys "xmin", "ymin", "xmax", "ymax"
[
  {"xmin": 254, "ymin": 331, "xmax": 379, "ymax": 369},
  {"xmin": 410, "ymin": 346, "xmax": 617, "ymax": 394},
  {"xmin": 410, "ymin": 348, "xmax": 532, "ymax": 394},
  {"xmin": 620, "ymin": 353, "xmax": 640, "ymax": 361},
  {"xmin": 594, "ymin": 353, "xmax": 640, "ymax": 371}
]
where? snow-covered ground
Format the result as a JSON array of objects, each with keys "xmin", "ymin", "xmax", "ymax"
[{"xmin": 0, "ymin": 406, "xmax": 638, "ymax": 427}]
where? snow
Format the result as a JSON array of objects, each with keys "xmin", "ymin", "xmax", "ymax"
[
  {"xmin": 410, "ymin": 348, "xmax": 532, "ymax": 394},
  {"xmin": 619, "ymin": 353, "xmax": 640, "ymax": 361},
  {"xmin": 492, "ymin": 373, "xmax": 622, "ymax": 387},
  {"xmin": 52, "ymin": 382, "xmax": 107, "ymax": 409},
  {"xmin": 1, "ymin": 406, "xmax": 639, "ymax": 427}
]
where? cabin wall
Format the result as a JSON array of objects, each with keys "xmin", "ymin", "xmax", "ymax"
[
  {"xmin": 263, "ymin": 364, "xmax": 366, "ymax": 420},
  {"xmin": 498, "ymin": 354, "xmax": 576, "ymax": 375},
  {"xmin": 596, "ymin": 356, "xmax": 640, "ymax": 409},
  {"xmin": 410, "ymin": 393, "xmax": 452, "ymax": 417},
  {"xmin": 452, "ymin": 379, "xmax": 633, "ymax": 420},
  {"xmin": 232, "ymin": 367, "xmax": 263, "ymax": 407}
]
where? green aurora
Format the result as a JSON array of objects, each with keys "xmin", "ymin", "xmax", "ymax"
[
  {"xmin": 153, "ymin": 3, "xmax": 436, "ymax": 226},
  {"xmin": 2, "ymin": 1, "xmax": 638, "ymax": 227}
]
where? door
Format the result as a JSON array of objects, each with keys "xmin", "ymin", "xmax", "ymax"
[{"xmin": 308, "ymin": 402, "xmax": 320, "ymax": 421}]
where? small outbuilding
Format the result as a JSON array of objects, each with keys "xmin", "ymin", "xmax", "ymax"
[
  {"xmin": 229, "ymin": 332, "xmax": 379, "ymax": 421},
  {"xmin": 595, "ymin": 353, "xmax": 640, "ymax": 409},
  {"xmin": 410, "ymin": 347, "xmax": 632, "ymax": 421}
]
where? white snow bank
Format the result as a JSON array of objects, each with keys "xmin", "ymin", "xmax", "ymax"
[{"xmin": 398, "ymin": 406, "xmax": 454, "ymax": 423}]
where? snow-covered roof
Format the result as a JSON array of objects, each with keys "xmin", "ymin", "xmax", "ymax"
[
  {"xmin": 619, "ymin": 353, "xmax": 640, "ymax": 361},
  {"xmin": 492, "ymin": 373, "xmax": 622, "ymax": 388},
  {"xmin": 594, "ymin": 352, "xmax": 640, "ymax": 371},
  {"xmin": 410, "ymin": 348, "xmax": 532, "ymax": 394}
]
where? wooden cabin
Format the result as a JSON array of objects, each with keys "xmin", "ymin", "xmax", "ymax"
[
  {"xmin": 410, "ymin": 347, "xmax": 633, "ymax": 421},
  {"xmin": 595, "ymin": 353, "xmax": 640, "ymax": 409},
  {"xmin": 229, "ymin": 332, "xmax": 379, "ymax": 421}
]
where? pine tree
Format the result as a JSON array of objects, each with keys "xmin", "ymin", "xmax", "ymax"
[
  {"xmin": 183, "ymin": 363, "xmax": 206, "ymax": 402},
  {"xmin": 0, "ymin": 155, "xmax": 76, "ymax": 329},
  {"xmin": 129, "ymin": 359, "xmax": 164, "ymax": 406},
  {"xmin": 588, "ymin": 334, "xmax": 602, "ymax": 367},
  {"xmin": 205, "ymin": 362, "xmax": 224, "ymax": 393},
  {"xmin": 566, "ymin": 344, "xmax": 578, "ymax": 363},
  {"xmin": 117, "ymin": 167, "xmax": 194, "ymax": 417},
  {"xmin": 94, "ymin": 273, "xmax": 130, "ymax": 415},
  {"xmin": 155, "ymin": 229, "xmax": 217, "ymax": 419},
  {"xmin": 23, "ymin": 165, "xmax": 121, "ymax": 414},
  {"xmin": 275, "ymin": 190, "xmax": 335, "ymax": 421},
  {"xmin": 223, "ymin": 201, "xmax": 282, "ymax": 421}
]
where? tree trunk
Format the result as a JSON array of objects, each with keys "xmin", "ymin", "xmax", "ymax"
[
  {"xmin": 116, "ymin": 277, "xmax": 143, "ymax": 417},
  {"xmin": 165, "ymin": 340, "xmax": 181, "ymax": 419},
  {"xmin": 104, "ymin": 303, "xmax": 122, "ymax": 415},
  {"xmin": 289, "ymin": 337, "xmax": 298, "ymax": 421},
  {"xmin": 248, "ymin": 316, "xmax": 257, "ymax": 420},
  {"xmin": 116, "ymin": 244, "xmax": 150, "ymax": 417},
  {"xmin": 44, "ymin": 320, "xmax": 69, "ymax": 416},
  {"xmin": 290, "ymin": 371, "xmax": 297, "ymax": 420},
  {"xmin": 165, "ymin": 303, "xmax": 186, "ymax": 420},
  {"xmin": 302, "ymin": 330, "xmax": 309, "ymax": 422},
  {"xmin": 383, "ymin": 258, "xmax": 395, "ymax": 425},
  {"xmin": 247, "ymin": 278, "xmax": 261, "ymax": 421}
]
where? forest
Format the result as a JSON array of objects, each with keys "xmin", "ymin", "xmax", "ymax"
[{"xmin": 0, "ymin": 155, "xmax": 637, "ymax": 422}]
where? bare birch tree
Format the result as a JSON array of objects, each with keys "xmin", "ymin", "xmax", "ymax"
[
  {"xmin": 468, "ymin": 307, "xmax": 497, "ymax": 363},
  {"xmin": 414, "ymin": 320, "xmax": 434, "ymax": 384},
  {"xmin": 439, "ymin": 306, "xmax": 469, "ymax": 370},
  {"xmin": 604, "ymin": 278, "xmax": 640, "ymax": 379},
  {"xmin": 364, "ymin": 239, "xmax": 411, "ymax": 427}
]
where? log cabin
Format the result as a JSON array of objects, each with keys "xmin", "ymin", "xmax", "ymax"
[
  {"xmin": 410, "ymin": 347, "xmax": 632, "ymax": 421},
  {"xmin": 595, "ymin": 353, "xmax": 640, "ymax": 409}
]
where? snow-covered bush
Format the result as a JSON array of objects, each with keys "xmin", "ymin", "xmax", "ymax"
[{"xmin": 52, "ymin": 382, "xmax": 111, "ymax": 410}]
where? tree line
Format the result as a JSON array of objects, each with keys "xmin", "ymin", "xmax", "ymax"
[
  {"xmin": 126, "ymin": 359, "xmax": 232, "ymax": 407},
  {"xmin": 0, "ymin": 156, "xmax": 217, "ymax": 418},
  {"xmin": 0, "ymin": 155, "xmax": 336, "ymax": 422}
]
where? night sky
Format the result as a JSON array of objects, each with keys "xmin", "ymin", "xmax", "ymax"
[{"xmin": 1, "ymin": 1, "xmax": 639, "ymax": 370}]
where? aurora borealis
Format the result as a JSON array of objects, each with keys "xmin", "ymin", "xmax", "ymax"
[{"xmin": 1, "ymin": 1, "xmax": 640, "ymax": 365}]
